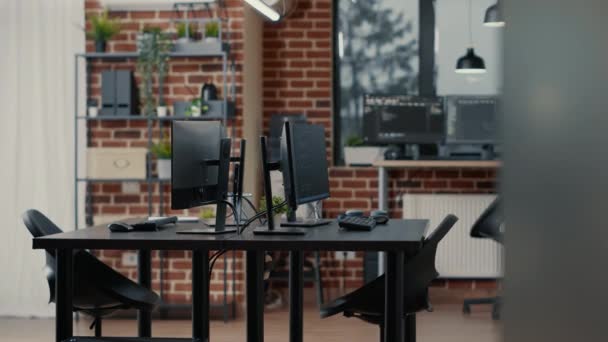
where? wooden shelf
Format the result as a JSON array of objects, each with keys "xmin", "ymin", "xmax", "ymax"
[{"xmin": 373, "ymin": 160, "xmax": 501, "ymax": 169}]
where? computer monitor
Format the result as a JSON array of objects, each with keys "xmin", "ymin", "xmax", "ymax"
[
  {"xmin": 445, "ymin": 96, "xmax": 497, "ymax": 144},
  {"xmin": 171, "ymin": 120, "xmax": 236, "ymax": 234},
  {"xmin": 268, "ymin": 114, "xmax": 307, "ymax": 162},
  {"xmin": 363, "ymin": 95, "xmax": 445, "ymax": 144},
  {"xmin": 254, "ymin": 122, "xmax": 331, "ymax": 235}
]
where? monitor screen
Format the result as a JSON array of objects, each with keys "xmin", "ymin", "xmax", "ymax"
[
  {"xmin": 282, "ymin": 122, "xmax": 330, "ymax": 208},
  {"xmin": 446, "ymin": 96, "xmax": 497, "ymax": 144},
  {"xmin": 363, "ymin": 95, "xmax": 445, "ymax": 144},
  {"xmin": 171, "ymin": 121, "xmax": 226, "ymax": 210}
]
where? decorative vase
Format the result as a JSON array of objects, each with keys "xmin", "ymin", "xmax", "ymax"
[
  {"xmin": 157, "ymin": 106, "xmax": 168, "ymax": 118},
  {"xmin": 201, "ymin": 82, "xmax": 218, "ymax": 101},
  {"xmin": 157, "ymin": 159, "xmax": 171, "ymax": 179},
  {"xmin": 95, "ymin": 40, "xmax": 106, "ymax": 53},
  {"xmin": 88, "ymin": 107, "xmax": 98, "ymax": 118}
]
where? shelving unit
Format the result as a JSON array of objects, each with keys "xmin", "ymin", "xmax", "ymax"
[{"xmin": 73, "ymin": 38, "xmax": 237, "ymax": 320}]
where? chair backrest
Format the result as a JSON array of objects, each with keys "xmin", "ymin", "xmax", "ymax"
[
  {"xmin": 470, "ymin": 198, "xmax": 503, "ymax": 243},
  {"xmin": 402, "ymin": 214, "xmax": 459, "ymax": 311},
  {"xmin": 22, "ymin": 209, "xmax": 63, "ymax": 303}
]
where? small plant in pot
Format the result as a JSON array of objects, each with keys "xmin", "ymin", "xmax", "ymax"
[
  {"xmin": 199, "ymin": 206, "xmax": 216, "ymax": 224},
  {"xmin": 343, "ymin": 135, "xmax": 387, "ymax": 166},
  {"xmin": 260, "ymin": 195, "xmax": 288, "ymax": 225},
  {"xmin": 87, "ymin": 11, "xmax": 121, "ymax": 53},
  {"xmin": 204, "ymin": 21, "xmax": 220, "ymax": 42},
  {"xmin": 176, "ymin": 22, "xmax": 198, "ymax": 43},
  {"xmin": 151, "ymin": 139, "xmax": 171, "ymax": 179}
]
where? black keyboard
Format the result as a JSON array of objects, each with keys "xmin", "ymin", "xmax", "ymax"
[{"xmin": 338, "ymin": 216, "xmax": 377, "ymax": 231}]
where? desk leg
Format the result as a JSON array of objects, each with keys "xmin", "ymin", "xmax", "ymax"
[
  {"xmin": 384, "ymin": 251, "xmax": 404, "ymax": 342},
  {"xmin": 289, "ymin": 251, "xmax": 304, "ymax": 342},
  {"xmin": 405, "ymin": 314, "xmax": 416, "ymax": 342},
  {"xmin": 138, "ymin": 250, "xmax": 152, "ymax": 337},
  {"xmin": 246, "ymin": 250, "xmax": 264, "ymax": 342},
  {"xmin": 55, "ymin": 249, "xmax": 73, "ymax": 342},
  {"xmin": 192, "ymin": 249, "xmax": 209, "ymax": 341},
  {"xmin": 378, "ymin": 166, "xmax": 388, "ymax": 277}
]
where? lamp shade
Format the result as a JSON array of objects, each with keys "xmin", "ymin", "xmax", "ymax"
[
  {"xmin": 243, "ymin": 0, "xmax": 297, "ymax": 22},
  {"xmin": 484, "ymin": 3, "xmax": 505, "ymax": 27},
  {"xmin": 455, "ymin": 48, "xmax": 487, "ymax": 74}
]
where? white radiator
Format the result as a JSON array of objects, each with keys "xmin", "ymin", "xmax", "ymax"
[{"xmin": 402, "ymin": 194, "xmax": 501, "ymax": 278}]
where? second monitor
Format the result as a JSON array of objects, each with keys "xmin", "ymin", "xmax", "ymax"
[{"xmin": 255, "ymin": 121, "xmax": 331, "ymax": 235}]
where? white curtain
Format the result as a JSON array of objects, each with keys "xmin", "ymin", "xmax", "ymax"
[{"xmin": 0, "ymin": 0, "xmax": 84, "ymax": 317}]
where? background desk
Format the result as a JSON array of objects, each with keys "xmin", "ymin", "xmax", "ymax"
[{"xmin": 33, "ymin": 219, "xmax": 429, "ymax": 342}]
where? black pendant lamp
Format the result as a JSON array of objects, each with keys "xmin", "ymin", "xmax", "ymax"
[
  {"xmin": 456, "ymin": 0, "xmax": 487, "ymax": 74},
  {"xmin": 484, "ymin": 2, "xmax": 505, "ymax": 27}
]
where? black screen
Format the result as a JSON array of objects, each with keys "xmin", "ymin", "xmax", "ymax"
[
  {"xmin": 283, "ymin": 122, "xmax": 330, "ymax": 207},
  {"xmin": 171, "ymin": 121, "xmax": 225, "ymax": 209}
]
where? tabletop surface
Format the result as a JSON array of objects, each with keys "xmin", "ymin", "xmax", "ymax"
[{"xmin": 33, "ymin": 218, "xmax": 430, "ymax": 251}]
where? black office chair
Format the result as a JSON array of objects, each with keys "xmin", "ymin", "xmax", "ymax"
[
  {"xmin": 320, "ymin": 214, "xmax": 459, "ymax": 342},
  {"xmin": 462, "ymin": 198, "xmax": 503, "ymax": 320},
  {"xmin": 23, "ymin": 209, "xmax": 160, "ymax": 337}
]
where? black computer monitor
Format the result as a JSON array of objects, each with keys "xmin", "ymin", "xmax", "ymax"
[
  {"xmin": 171, "ymin": 120, "xmax": 236, "ymax": 234},
  {"xmin": 268, "ymin": 114, "xmax": 307, "ymax": 162},
  {"xmin": 363, "ymin": 95, "xmax": 445, "ymax": 144},
  {"xmin": 445, "ymin": 96, "xmax": 497, "ymax": 145},
  {"xmin": 254, "ymin": 122, "xmax": 331, "ymax": 235}
]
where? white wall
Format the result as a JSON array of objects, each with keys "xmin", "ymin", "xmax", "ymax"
[{"xmin": 0, "ymin": 0, "xmax": 84, "ymax": 317}]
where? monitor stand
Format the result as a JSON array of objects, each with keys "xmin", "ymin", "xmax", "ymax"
[
  {"xmin": 253, "ymin": 136, "xmax": 306, "ymax": 236},
  {"xmin": 280, "ymin": 218, "xmax": 332, "ymax": 227},
  {"xmin": 177, "ymin": 138, "xmax": 240, "ymax": 235}
]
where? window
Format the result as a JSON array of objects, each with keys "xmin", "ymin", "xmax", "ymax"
[{"xmin": 334, "ymin": 0, "xmax": 421, "ymax": 163}]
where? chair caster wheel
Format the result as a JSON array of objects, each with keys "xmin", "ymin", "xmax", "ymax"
[{"xmin": 463, "ymin": 305, "xmax": 471, "ymax": 314}]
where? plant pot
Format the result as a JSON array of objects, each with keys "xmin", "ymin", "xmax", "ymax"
[
  {"xmin": 343, "ymin": 146, "xmax": 387, "ymax": 166},
  {"xmin": 88, "ymin": 107, "xmax": 98, "ymax": 118},
  {"xmin": 95, "ymin": 40, "xmax": 107, "ymax": 53},
  {"xmin": 157, "ymin": 158, "xmax": 171, "ymax": 179},
  {"xmin": 157, "ymin": 106, "xmax": 168, "ymax": 117},
  {"xmin": 274, "ymin": 214, "xmax": 284, "ymax": 226}
]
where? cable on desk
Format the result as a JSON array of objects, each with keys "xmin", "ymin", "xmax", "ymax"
[{"xmin": 238, "ymin": 200, "xmax": 287, "ymax": 234}]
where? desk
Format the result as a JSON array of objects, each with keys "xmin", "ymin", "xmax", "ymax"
[{"xmin": 33, "ymin": 219, "xmax": 429, "ymax": 342}]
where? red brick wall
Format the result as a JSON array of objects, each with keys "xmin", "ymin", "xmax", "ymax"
[{"xmin": 261, "ymin": 0, "xmax": 498, "ymax": 292}]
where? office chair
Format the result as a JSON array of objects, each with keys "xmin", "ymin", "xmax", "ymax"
[
  {"xmin": 462, "ymin": 198, "xmax": 503, "ymax": 320},
  {"xmin": 320, "ymin": 214, "xmax": 459, "ymax": 342},
  {"xmin": 23, "ymin": 209, "xmax": 160, "ymax": 337}
]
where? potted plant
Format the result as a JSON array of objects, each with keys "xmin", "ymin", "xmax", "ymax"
[
  {"xmin": 204, "ymin": 21, "xmax": 220, "ymax": 42},
  {"xmin": 151, "ymin": 139, "xmax": 171, "ymax": 179},
  {"xmin": 343, "ymin": 135, "xmax": 387, "ymax": 166},
  {"xmin": 260, "ymin": 195, "xmax": 288, "ymax": 225},
  {"xmin": 199, "ymin": 206, "xmax": 216, "ymax": 225},
  {"xmin": 87, "ymin": 10, "xmax": 121, "ymax": 52},
  {"xmin": 136, "ymin": 27, "xmax": 172, "ymax": 116},
  {"xmin": 176, "ymin": 22, "xmax": 197, "ymax": 43}
]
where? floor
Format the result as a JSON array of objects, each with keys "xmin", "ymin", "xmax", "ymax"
[{"xmin": 0, "ymin": 304, "xmax": 501, "ymax": 342}]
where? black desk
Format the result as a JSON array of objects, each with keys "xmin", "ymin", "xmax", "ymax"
[{"xmin": 33, "ymin": 219, "xmax": 429, "ymax": 342}]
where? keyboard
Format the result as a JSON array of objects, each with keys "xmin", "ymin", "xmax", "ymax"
[
  {"xmin": 132, "ymin": 216, "xmax": 178, "ymax": 231},
  {"xmin": 338, "ymin": 216, "xmax": 377, "ymax": 231}
]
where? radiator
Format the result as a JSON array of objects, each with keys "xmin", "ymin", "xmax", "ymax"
[{"xmin": 402, "ymin": 194, "xmax": 502, "ymax": 278}]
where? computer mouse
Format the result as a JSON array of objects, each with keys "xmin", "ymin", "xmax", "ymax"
[
  {"xmin": 107, "ymin": 222, "xmax": 134, "ymax": 233},
  {"xmin": 370, "ymin": 210, "xmax": 389, "ymax": 225},
  {"xmin": 345, "ymin": 210, "xmax": 364, "ymax": 217}
]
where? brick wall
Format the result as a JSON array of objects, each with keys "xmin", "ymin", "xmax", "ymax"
[{"xmin": 261, "ymin": 0, "xmax": 498, "ymax": 292}]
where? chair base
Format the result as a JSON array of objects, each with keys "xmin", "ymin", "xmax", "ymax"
[{"xmin": 463, "ymin": 296, "xmax": 501, "ymax": 320}]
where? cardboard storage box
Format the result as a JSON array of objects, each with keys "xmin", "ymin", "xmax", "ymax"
[{"xmin": 87, "ymin": 148, "xmax": 147, "ymax": 179}]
